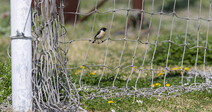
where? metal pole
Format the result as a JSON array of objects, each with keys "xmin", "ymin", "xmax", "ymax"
[{"xmin": 11, "ymin": 0, "xmax": 32, "ymax": 111}]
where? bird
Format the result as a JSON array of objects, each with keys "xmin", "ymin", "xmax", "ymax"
[{"xmin": 92, "ymin": 27, "xmax": 107, "ymax": 44}]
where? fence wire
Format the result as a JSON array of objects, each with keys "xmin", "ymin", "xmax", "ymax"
[{"xmin": 32, "ymin": 0, "xmax": 212, "ymax": 111}]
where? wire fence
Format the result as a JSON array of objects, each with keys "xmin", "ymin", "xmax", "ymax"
[{"xmin": 32, "ymin": 0, "xmax": 212, "ymax": 111}]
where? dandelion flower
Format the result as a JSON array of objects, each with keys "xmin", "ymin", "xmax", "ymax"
[
  {"xmin": 172, "ymin": 67, "xmax": 177, "ymax": 70},
  {"xmin": 158, "ymin": 84, "xmax": 161, "ymax": 86},
  {"xmin": 165, "ymin": 83, "xmax": 171, "ymax": 87},
  {"xmin": 177, "ymin": 71, "xmax": 182, "ymax": 75},
  {"xmin": 90, "ymin": 72, "xmax": 95, "ymax": 75},
  {"xmin": 76, "ymin": 70, "xmax": 81, "ymax": 73},
  {"xmin": 184, "ymin": 67, "xmax": 189, "ymax": 71},
  {"xmin": 74, "ymin": 72, "xmax": 78, "ymax": 75},
  {"xmin": 177, "ymin": 67, "xmax": 182, "ymax": 70},
  {"xmin": 156, "ymin": 83, "xmax": 160, "ymax": 86},
  {"xmin": 80, "ymin": 65, "xmax": 84, "ymax": 68},
  {"xmin": 158, "ymin": 72, "xmax": 163, "ymax": 76},
  {"xmin": 108, "ymin": 100, "xmax": 114, "ymax": 104},
  {"xmin": 133, "ymin": 66, "xmax": 137, "ymax": 69},
  {"xmin": 152, "ymin": 84, "xmax": 155, "ymax": 87}
]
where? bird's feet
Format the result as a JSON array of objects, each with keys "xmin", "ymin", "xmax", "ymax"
[{"xmin": 101, "ymin": 39, "xmax": 107, "ymax": 43}]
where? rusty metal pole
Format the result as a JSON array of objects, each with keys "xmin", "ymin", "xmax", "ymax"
[
  {"xmin": 64, "ymin": 0, "xmax": 79, "ymax": 23},
  {"xmin": 132, "ymin": 0, "xmax": 143, "ymax": 9},
  {"xmin": 128, "ymin": 0, "xmax": 145, "ymax": 29}
]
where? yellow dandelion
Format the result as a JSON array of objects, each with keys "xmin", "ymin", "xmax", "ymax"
[
  {"xmin": 90, "ymin": 72, "xmax": 95, "ymax": 75},
  {"xmin": 152, "ymin": 84, "xmax": 156, "ymax": 87},
  {"xmin": 158, "ymin": 72, "xmax": 163, "ymax": 76},
  {"xmin": 108, "ymin": 100, "xmax": 114, "ymax": 104},
  {"xmin": 155, "ymin": 83, "xmax": 160, "ymax": 86},
  {"xmin": 184, "ymin": 67, "xmax": 189, "ymax": 71},
  {"xmin": 133, "ymin": 66, "xmax": 137, "ymax": 69},
  {"xmin": 80, "ymin": 65, "xmax": 84, "ymax": 68},
  {"xmin": 165, "ymin": 83, "xmax": 171, "ymax": 87},
  {"xmin": 161, "ymin": 70, "xmax": 165, "ymax": 72},
  {"xmin": 158, "ymin": 84, "xmax": 161, "ymax": 86},
  {"xmin": 178, "ymin": 67, "xmax": 182, "ymax": 70},
  {"xmin": 74, "ymin": 72, "xmax": 78, "ymax": 75},
  {"xmin": 177, "ymin": 71, "xmax": 182, "ymax": 75},
  {"xmin": 172, "ymin": 67, "xmax": 177, "ymax": 70},
  {"xmin": 76, "ymin": 70, "xmax": 81, "ymax": 73}
]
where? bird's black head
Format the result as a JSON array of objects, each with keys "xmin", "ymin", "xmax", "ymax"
[{"xmin": 101, "ymin": 27, "xmax": 107, "ymax": 31}]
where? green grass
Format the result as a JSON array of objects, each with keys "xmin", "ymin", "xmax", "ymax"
[
  {"xmin": 80, "ymin": 89, "xmax": 212, "ymax": 111},
  {"xmin": 70, "ymin": 68, "xmax": 212, "ymax": 111},
  {"xmin": 81, "ymin": 91, "xmax": 212, "ymax": 112},
  {"xmin": 0, "ymin": 62, "xmax": 11, "ymax": 104},
  {"xmin": 71, "ymin": 69, "xmax": 205, "ymax": 89},
  {"xmin": 0, "ymin": 0, "xmax": 12, "ymax": 105},
  {"xmin": 72, "ymin": 69, "xmax": 211, "ymax": 111}
]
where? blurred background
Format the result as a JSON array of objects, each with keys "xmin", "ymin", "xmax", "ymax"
[
  {"xmin": 59, "ymin": 0, "xmax": 212, "ymax": 70},
  {"xmin": 1, "ymin": 0, "xmax": 212, "ymax": 66}
]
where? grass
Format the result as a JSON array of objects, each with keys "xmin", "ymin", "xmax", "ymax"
[
  {"xmin": 71, "ymin": 67, "xmax": 212, "ymax": 111},
  {"xmin": 71, "ymin": 68, "xmax": 206, "ymax": 88},
  {"xmin": 65, "ymin": 1, "xmax": 212, "ymax": 111},
  {"xmin": 81, "ymin": 89, "xmax": 212, "ymax": 111},
  {"xmin": 0, "ymin": 62, "xmax": 11, "ymax": 104}
]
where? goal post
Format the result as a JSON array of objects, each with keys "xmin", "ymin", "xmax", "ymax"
[{"xmin": 11, "ymin": 0, "xmax": 32, "ymax": 111}]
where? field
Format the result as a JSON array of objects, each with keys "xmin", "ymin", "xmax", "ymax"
[{"xmin": 0, "ymin": 0, "xmax": 212, "ymax": 111}]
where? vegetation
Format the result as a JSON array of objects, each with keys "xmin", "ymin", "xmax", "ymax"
[
  {"xmin": 71, "ymin": 67, "xmax": 211, "ymax": 111},
  {"xmin": 81, "ymin": 89, "xmax": 212, "ymax": 111},
  {"xmin": 163, "ymin": 0, "xmax": 198, "ymax": 12},
  {"xmin": 148, "ymin": 34, "xmax": 212, "ymax": 66},
  {"xmin": 0, "ymin": 62, "xmax": 11, "ymax": 104},
  {"xmin": 0, "ymin": 0, "xmax": 11, "ymax": 105}
]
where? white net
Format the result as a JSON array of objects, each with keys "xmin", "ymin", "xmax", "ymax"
[{"xmin": 3, "ymin": 0, "xmax": 212, "ymax": 111}]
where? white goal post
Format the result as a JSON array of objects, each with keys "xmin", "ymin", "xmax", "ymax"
[{"xmin": 11, "ymin": 0, "xmax": 32, "ymax": 111}]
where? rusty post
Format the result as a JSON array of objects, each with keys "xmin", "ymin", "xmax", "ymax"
[
  {"xmin": 132, "ymin": 0, "xmax": 143, "ymax": 9},
  {"xmin": 63, "ymin": 0, "xmax": 79, "ymax": 23},
  {"xmin": 128, "ymin": 0, "xmax": 147, "ymax": 29}
]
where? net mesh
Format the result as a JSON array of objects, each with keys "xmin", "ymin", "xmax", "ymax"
[
  {"xmin": 32, "ymin": 0, "xmax": 80, "ymax": 111},
  {"xmin": 32, "ymin": 0, "xmax": 212, "ymax": 111}
]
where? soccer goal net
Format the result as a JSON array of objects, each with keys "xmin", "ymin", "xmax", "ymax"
[{"xmin": 18, "ymin": 0, "xmax": 212, "ymax": 111}]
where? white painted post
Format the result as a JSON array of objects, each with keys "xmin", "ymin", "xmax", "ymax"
[{"xmin": 11, "ymin": 0, "xmax": 32, "ymax": 111}]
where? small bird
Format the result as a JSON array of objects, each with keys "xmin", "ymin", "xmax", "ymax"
[{"xmin": 92, "ymin": 27, "xmax": 107, "ymax": 44}]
